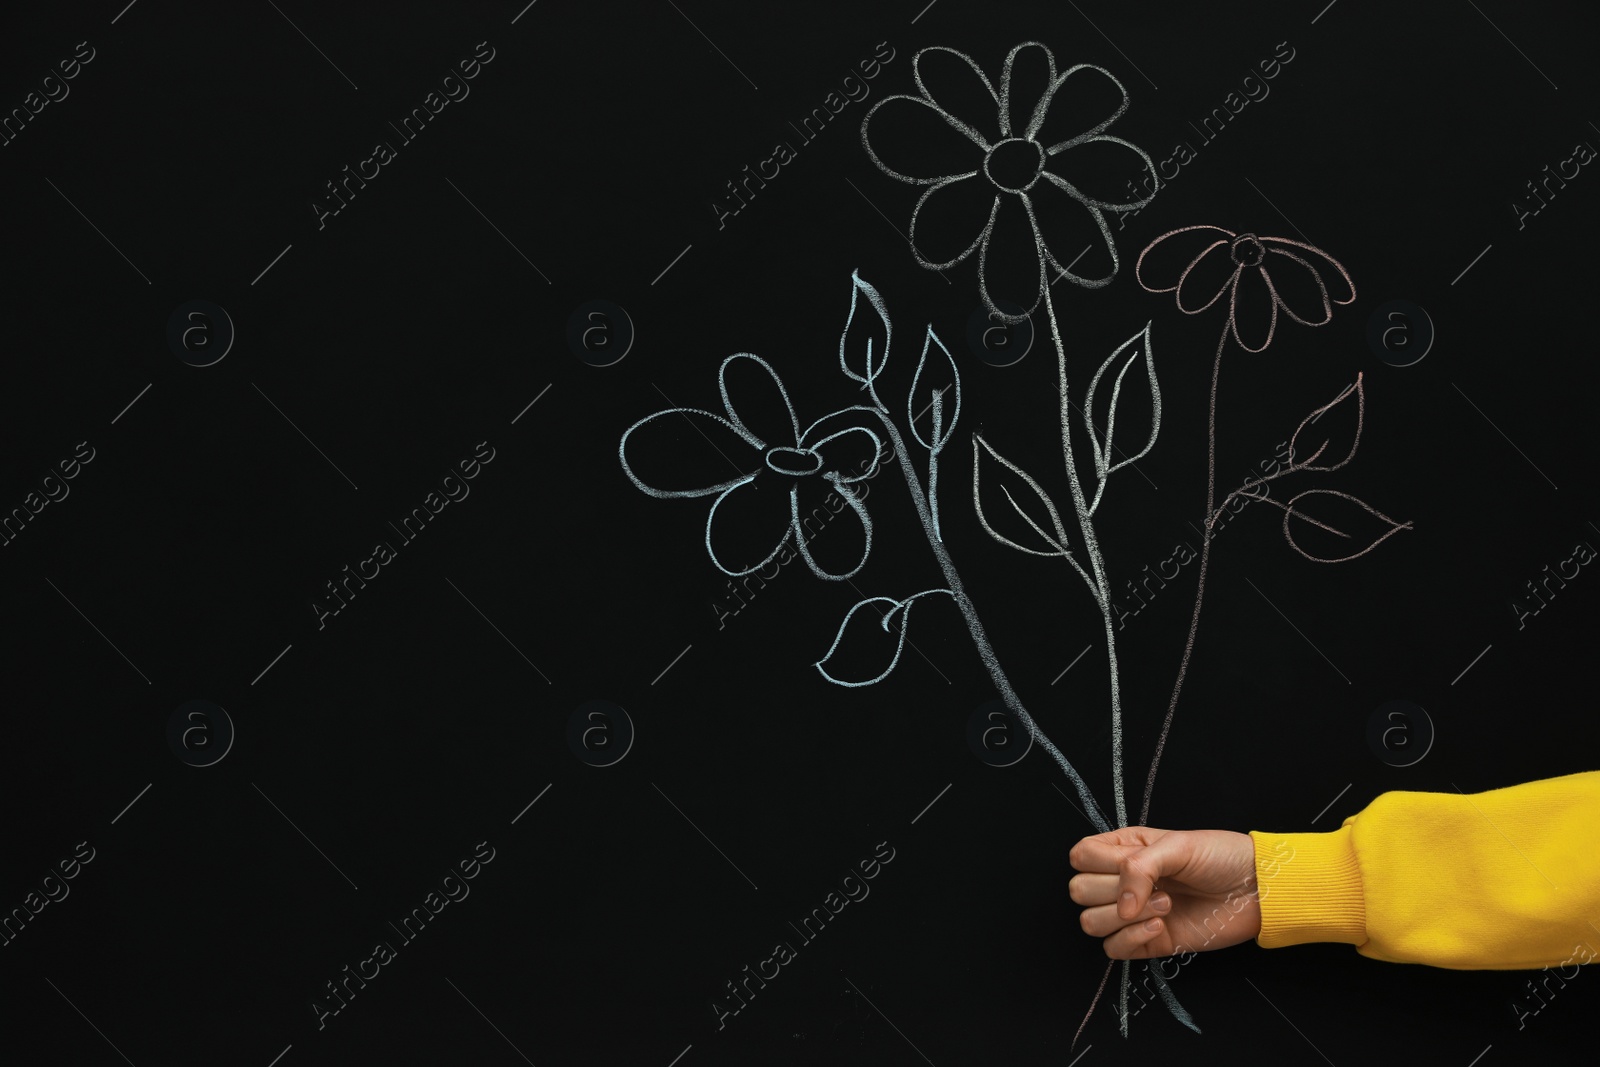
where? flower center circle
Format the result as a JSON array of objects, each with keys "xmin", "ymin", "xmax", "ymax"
[
  {"xmin": 1229, "ymin": 234, "xmax": 1266, "ymax": 267},
  {"xmin": 765, "ymin": 446, "xmax": 824, "ymax": 477},
  {"xmin": 983, "ymin": 138, "xmax": 1045, "ymax": 192}
]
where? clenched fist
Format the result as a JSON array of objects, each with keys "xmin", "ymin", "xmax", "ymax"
[{"xmin": 1069, "ymin": 827, "xmax": 1261, "ymax": 959}]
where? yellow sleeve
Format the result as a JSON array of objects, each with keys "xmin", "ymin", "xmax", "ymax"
[{"xmin": 1247, "ymin": 770, "xmax": 1600, "ymax": 970}]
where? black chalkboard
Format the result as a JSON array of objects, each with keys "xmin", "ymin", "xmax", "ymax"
[{"xmin": 2, "ymin": 1, "xmax": 1596, "ymax": 1063}]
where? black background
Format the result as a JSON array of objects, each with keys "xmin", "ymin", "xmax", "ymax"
[{"xmin": 2, "ymin": 1, "xmax": 1596, "ymax": 1064}]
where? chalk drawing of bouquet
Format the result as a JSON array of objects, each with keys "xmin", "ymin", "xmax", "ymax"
[{"xmin": 618, "ymin": 39, "xmax": 1412, "ymax": 1044}]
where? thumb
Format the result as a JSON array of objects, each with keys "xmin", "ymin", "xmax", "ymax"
[{"xmin": 1116, "ymin": 829, "xmax": 1194, "ymax": 920}]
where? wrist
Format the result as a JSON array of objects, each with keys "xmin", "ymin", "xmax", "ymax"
[{"xmin": 1249, "ymin": 825, "xmax": 1366, "ymax": 948}]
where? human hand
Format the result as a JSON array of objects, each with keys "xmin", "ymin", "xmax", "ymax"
[{"xmin": 1068, "ymin": 827, "xmax": 1260, "ymax": 959}]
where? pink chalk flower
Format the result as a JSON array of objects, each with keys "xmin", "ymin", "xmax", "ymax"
[{"xmin": 1135, "ymin": 225, "xmax": 1356, "ymax": 352}]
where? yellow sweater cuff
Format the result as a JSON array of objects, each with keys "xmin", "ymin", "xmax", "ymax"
[{"xmin": 1249, "ymin": 826, "xmax": 1367, "ymax": 949}]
